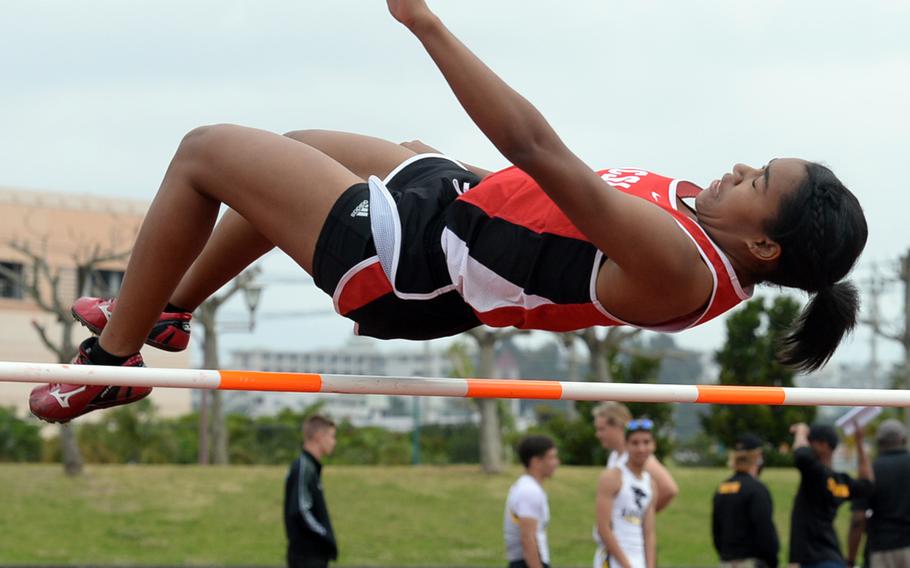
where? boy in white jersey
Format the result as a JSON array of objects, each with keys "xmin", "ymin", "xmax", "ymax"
[
  {"xmin": 595, "ymin": 418, "xmax": 658, "ymax": 568},
  {"xmin": 593, "ymin": 402, "xmax": 678, "ymax": 512},
  {"xmin": 504, "ymin": 435, "xmax": 560, "ymax": 568}
]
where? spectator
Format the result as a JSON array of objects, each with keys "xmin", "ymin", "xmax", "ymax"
[
  {"xmin": 284, "ymin": 415, "xmax": 338, "ymax": 568},
  {"xmin": 847, "ymin": 419, "xmax": 910, "ymax": 568},
  {"xmin": 594, "ymin": 417, "xmax": 659, "ymax": 568},
  {"xmin": 712, "ymin": 433, "xmax": 779, "ymax": 568},
  {"xmin": 504, "ymin": 435, "xmax": 560, "ymax": 568},
  {"xmin": 593, "ymin": 402, "xmax": 678, "ymax": 511},
  {"xmin": 788, "ymin": 422, "xmax": 872, "ymax": 568}
]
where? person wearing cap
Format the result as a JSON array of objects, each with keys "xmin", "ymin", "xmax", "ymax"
[
  {"xmin": 594, "ymin": 417, "xmax": 659, "ymax": 568},
  {"xmin": 592, "ymin": 402, "xmax": 678, "ymax": 512},
  {"xmin": 711, "ymin": 433, "xmax": 780, "ymax": 568},
  {"xmin": 788, "ymin": 422, "xmax": 873, "ymax": 568},
  {"xmin": 846, "ymin": 419, "xmax": 910, "ymax": 568}
]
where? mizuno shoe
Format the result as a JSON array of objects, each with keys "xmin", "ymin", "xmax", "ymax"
[
  {"xmin": 71, "ymin": 296, "xmax": 192, "ymax": 352},
  {"xmin": 28, "ymin": 337, "xmax": 151, "ymax": 423}
]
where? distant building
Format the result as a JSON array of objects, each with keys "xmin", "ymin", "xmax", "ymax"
[
  {"xmin": 224, "ymin": 331, "xmax": 720, "ymax": 439},
  {"xmin": 225, "ymin": 337, "xmax": 475, "ymax": 430},
  {"xmin": 0, "ymin": 187, "xmax": 192, "ymax": 419}
]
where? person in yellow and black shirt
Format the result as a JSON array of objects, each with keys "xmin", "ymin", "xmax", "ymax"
[
  {"xmin": 788, "ymin": 422, "xmax": 872, "ymax": 568},
  {"xmin": 712, "ymin": 433, "xmax": 779, "ymax": 568}
]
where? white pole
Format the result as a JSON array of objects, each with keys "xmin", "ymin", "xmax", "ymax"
[{"xmin": 1, "ymin": 361, "xmax": 909, "ymax": 407}]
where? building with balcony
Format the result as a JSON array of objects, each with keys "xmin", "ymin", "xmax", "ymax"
[{"xmin": 0, "ymin": 187, "xmax": 191, "ymax": 418}]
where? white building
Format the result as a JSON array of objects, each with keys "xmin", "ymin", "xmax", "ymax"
[
  {"xmin": 224, "ymin": 337, "xmax": 475, "ymax": 430},
  {"xmin": 0, "ymin": 187, "xmax": 192, "ymax": 419}
]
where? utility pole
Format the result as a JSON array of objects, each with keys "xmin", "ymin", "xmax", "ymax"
[
  {"xmin": 195, "ymin": 268, "xmax": 263, "ymax": 465},
  {"xmin": 901, "ymin": 252, "xmax": 910, "ymax": 430},
  {"xmin": 858, "ymin": 252, "xmax": 909, "ymax": 427},
  {"xmin": 860, "ymin": 264, "xmax": 887, "ymax": 389}
]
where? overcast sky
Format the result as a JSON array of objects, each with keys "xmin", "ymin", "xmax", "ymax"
[{"xmin": 2, "ymin": 1, "xmax": 907, "ymax": 371}]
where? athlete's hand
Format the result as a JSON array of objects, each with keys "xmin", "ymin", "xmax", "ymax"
[
  {"xmin": 387, "ymin": 0, "xmax": 435, "ymax": 30},
  {"xmin": 852, "ymin": 420, "xmax": 865, "ymax": 443}
]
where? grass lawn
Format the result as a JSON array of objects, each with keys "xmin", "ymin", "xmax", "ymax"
[{"xmin": 0, "ymin": 464, "xmax": 855, "ymax": 566}]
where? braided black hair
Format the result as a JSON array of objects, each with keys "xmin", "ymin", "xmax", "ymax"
[{"xmin": 763, "ymin": 162, "xmax": 867, "ymax": 372}]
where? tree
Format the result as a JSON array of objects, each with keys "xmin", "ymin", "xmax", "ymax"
[
  {"xmin": 0, "ymin": 236, "xmax": 132, "ymax": 475},
  {"xmin": 701, "ymin": 296, "xmax": 816, "ymax": 464},
  {"xmin": 449, "ymin": 328, "xmax": 527, "ymax": 473},
  {"xmin": 530, "ymin": 344, "xmax": 674, "ymax": 464},
  {"xmin": 195, "ymin": 267, "xmax": 261, "ymax": 465},
  {"xmin": 611, "ymin": 349, "xmax": 674, "ymax": 460},
  {"xmin": 568, "ymin": 327, "xmax": 689, "ymax": 383},
  {"xmin": 577, "ymin": 327, "xmax": 638, "ymax": 382},
  {"xmin": 859, "ymin": 252, "xmax": 910, "ymax": 430}
]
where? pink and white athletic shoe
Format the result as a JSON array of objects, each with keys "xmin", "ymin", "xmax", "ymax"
[
  {"xmin": 28, "ymin": 337, "xmax": 151, "ymax": 423},
  {"xmin": 71, "ymin": 296, "xmax": 192, "ymax": 352}
]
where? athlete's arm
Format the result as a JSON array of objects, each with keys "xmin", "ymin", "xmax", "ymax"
[
  {"xmin": 847, "ymin": 510, "xmax": 866, "ymax": 568},
  {"xmin": 790, "ymin": 422, "xmax": 810, "ymax": 450},
  {"xmin": 854, "ymin": 424, "xmax": 873, "ymax": 482},
  {"xmin": 387, "ymin": 1, "xmax": 706, "ymax": 311},
  {"xmin": 297, "ymin": 458, "xmax": 332, "ymax": 542},
  {"xmin": 596, "ymin": 469, "xmax": 633, "ymax": 568},
  {"xmin": 644, "ymin": 455, "xmax": 679, "ymax": 512},
  {"xmin": 399, "ymin": 139, "xmax": 494, "ymax": 178},
  {"xmin": 643, "ymin": 478, "xmax": 658, "ymax": 568},
  {"xmin": 517, "ymin": 516, "xmax": 545, "ymax": 568}
]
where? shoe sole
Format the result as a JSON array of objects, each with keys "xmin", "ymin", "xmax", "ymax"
[
  {"xmin": 30, "ymin": 390, "xmax": 152, "ymax": 424},
  {"xmin": 71, "ymin": 308, "xmax": 186, "ymax": 353},
  {"xmin": 30, "ymin": 411, "xmax": 69, "ymax": 424}
]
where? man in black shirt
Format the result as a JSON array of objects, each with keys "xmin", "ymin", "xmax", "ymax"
[
  {"xmin": 284, "ymin": 415, "xmax": 338, "ymax": 568},
  {"xmin": 847, "ymin": 419, "xmax": 910, "ymax": 568},
  {"xmin": 712, "ymin": 433, "xmax": 779, "ymax": 568},
  {"xmin": 788, "ymin": 422, "xmax": 872, "ymax": 568}
]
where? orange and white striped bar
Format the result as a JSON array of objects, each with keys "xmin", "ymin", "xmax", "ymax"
[{"xmin": 0, "ymin": 361, "xmax": 908, "ymax": 406}]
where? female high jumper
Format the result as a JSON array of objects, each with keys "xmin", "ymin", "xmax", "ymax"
[{"xmin": 30, "ymin": 0, "xmax": 867, "ymax": 422}]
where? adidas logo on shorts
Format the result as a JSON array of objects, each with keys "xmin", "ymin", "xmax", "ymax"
[{"xmin": 351, "ymin": 199, "xmax": 369, "ymax": 218}]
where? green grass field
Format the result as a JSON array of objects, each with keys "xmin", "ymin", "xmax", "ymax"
[{"xmin": 0, "ymin": 464, "xmax": 854, "ymax": 566}]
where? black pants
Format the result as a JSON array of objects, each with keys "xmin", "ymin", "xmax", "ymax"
[
  {"xmin": 287, "ymin": 553, "xmax": 330, "ymax": 568},
  {"xmin": 508, "ymin": 561, "xmax": 550, "ymax": 568}
]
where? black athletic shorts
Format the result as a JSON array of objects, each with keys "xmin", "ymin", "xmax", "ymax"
[{"xmin": 312, "ymin": 155, "xmax": 482, "ymax": 340}]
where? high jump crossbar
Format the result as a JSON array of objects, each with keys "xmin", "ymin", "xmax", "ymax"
[{"xmin": 0, "ymin": 361, "xmax": 907, "ymax": 407}]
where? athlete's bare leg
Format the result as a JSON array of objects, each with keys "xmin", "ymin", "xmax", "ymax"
[
  {"xmin": 284, "ymin": 130, "xmax": 418, "ymax": 180},
  {"xmin": 168, "ymin": 130, "xmax": 418, "ymax": 311},
  {"xmin": 98, "ymin": 124, "xmax": 364, "ymax": 356},
  {"xmin": 166, "ymin": 209, "xmax": 275, "ymax": 311}
]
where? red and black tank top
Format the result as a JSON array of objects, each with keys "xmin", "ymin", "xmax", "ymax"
[{"xmin": 440, "ymin": 166, "xmax": 752, "ymax": 332}]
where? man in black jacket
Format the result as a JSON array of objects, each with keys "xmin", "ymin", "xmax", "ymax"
[
  {"xmin": 847, "ymin": 419, "xmax": 910, "ymax": 568},
  {"xmin": 284, "ymin": 415, "xmax": 338, "ymax": 568},
  {"xmin": 712, "ymin": 433, "xmax": 779, "ymax": 568},
  {"xmin": 788, "ymin": 422, "xmax": 872, "ymax": 568}
]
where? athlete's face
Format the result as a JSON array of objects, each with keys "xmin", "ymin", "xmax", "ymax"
[
  {"xmin": 317, "ymin": 427, "xmax": 337, "ymax": 456},
  {"xmin": 626, "ymin": 431, "xmax": 655, "ymax": 468},
  {"xmin": 594, "ymin": 416, "xmax": 625, "ymax": 450},
  {"xmin": 535, "ymin": 447, "xmax": 561, "ymax": 479},
  {"xmin": 695, "ymin": 158, "xmax": 807, "ymax": 264},
  {"xmin": 809, "ymin": 439, "xmax": 833, "ymax": 461}
]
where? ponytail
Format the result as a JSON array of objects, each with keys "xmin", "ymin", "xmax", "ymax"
[
  {"xmin": 765, "ymin": 162, "xmax": 867, "ymax": 371},
  {"xmin": 777, "ymin": 281, "xmax": 860, "ymax": 372}
]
